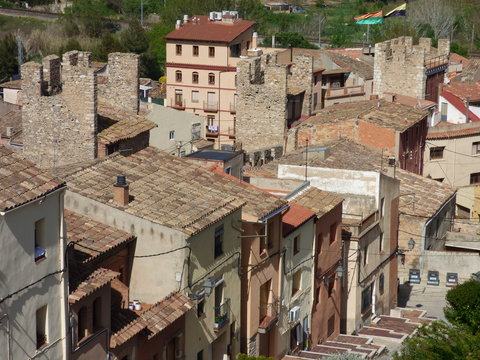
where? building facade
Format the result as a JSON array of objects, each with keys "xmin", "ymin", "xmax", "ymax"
[{"xmin": 165, "ymin": 12, "xmax": 255, "ymax": 148}]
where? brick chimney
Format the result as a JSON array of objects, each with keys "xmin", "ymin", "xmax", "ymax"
[
  {"xmin": 386, "ymin": 156, "xmax": 396, "ymax": 178},
  {"xmin": 113, "ymin": 175, "xmax": 129, "ymax": 206}
]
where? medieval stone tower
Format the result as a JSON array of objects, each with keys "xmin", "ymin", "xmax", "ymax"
[{"xmin": 373, "ymin": 36, "xmax": 450, "ymax": 102}]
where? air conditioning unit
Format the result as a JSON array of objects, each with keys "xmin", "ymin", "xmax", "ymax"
[{"xmin": 289, "ymin": 306, "xmax": 300, "ymax": 323}]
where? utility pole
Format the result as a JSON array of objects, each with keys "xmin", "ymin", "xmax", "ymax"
[
  {"xmin": 17, "ymin": 36, "xmax": 23, "ymax": 77},
  {"xmin": 140, "ymin": 0, "xmax": 144, "ymax": 26},
  {"xmin": 318, "ymin": 15, "xmax": 325, "ymax": 48}
]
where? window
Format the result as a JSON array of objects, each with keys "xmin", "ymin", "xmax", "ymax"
[
  {"xmin": 191, "ymin": 123, "xmax": 201, "ymax": 140},
  {"xmin": 434, "ymin": 178, "xmax": 444, "ymax": 182},
  {"xmin": 379, "ymin": 232, "xmax": 384, "ymax": 252},
  {"xmin": 175, "ymin": 89, "xmax": 183, "ymax": 106},
  {"xmin": 193, "ymin": 45, "xmax": 199, "ymax": 56},
  {"xmin": 379, "ymin": 273, "xmax": 385, "ymax": 294},
  {"xmin": 315, "ymin": 286, "xmax": 321, "ymax": 304},
  {"xmin": 318, "ymin": 232, "xmax": 323, "ymax": 253},
  {"xmin": 36, "ymin": 305, "xmax": 48, "ymax": 349},
  {"xmin": 327, "ymin": 278, "xmax": 335, "ymax": 297},
  {"xmin": 176, "ymin": 44, "xmax": 182, "ymax": 55},
  {"xmin": 380, "ymin": 197, "xmax": 385, "ymax": 218},
  {"xmin": 430, "ymin": 146, "xmax": 444, "ymax": 160},
  {"xmin": 34, "ymin": 218, "xmax": 46, "ymax": 261},
  {"xmin": 293, "ymin": 235, "xmax": 300, "ymax": 255},
  {"xmin": 175, "ymin": 70, "xmax": 182, "ymax": 82},
  {"xmin": 197, "ymin": 350, "xmax": 204, "ymax": 360},
  {"xmin": 292, "ymin": 269, "xmax": 302, "ymax": 296},
  {"xmin": 440, "ymin": 102, "xmax": 448, "ymax": 122},
  {"xmin": 214, "ymin": 225, "xmax": 224, "ymax": 258},
  {"xmin": 191, "ymin": 90, "xmax": 199, "ymax": 103},
  {"xmin": 363, "ymin": 244, "xmax": 369, "ymax": 266},
  {"xmin": 208, "ymin": 73, "xmax": 215, "ymax": 85},
  {"xmin": 230, "ymin": 43, "xmax": 241, "ymax": 57},
  {"xmin": 260, "ymin": 280, "xmax": 271, "ymax": 320},
  {"xmin": 192, "ymin": 72, "xmax": 199, "ymax": 84},
  {"xmin": 207, "ymin": 115, "xmax": 215, "ymax": 126},
  {"xmin": 361, "ymin": 283, "xmax": 373, "ymax": 313},
  {"xmin": 225, "ymin": 167, "xmax": 231, "ymax": 175},
  {"xmin": 329, "ymin": 223, "xmax": 337, "ymax": 244},
  {"xmin": 197, "ymin": 299, "xmax": 205, "ymax": 318},
  {"xmin": 267, "ymin": 221, "xmax": 274, "ymax": 249},
  {"xmin": 473, "ymin": 141, "xmax": 480, "ymax": 155},
  {"xmin": 209, "ymin": 47, "xmax": 215, "ymax": 57},
  {"xmin": 214, "ymin": 281, "xmax": 224, "ymax": 312},
  {"xmin": 169, "ymin": 130, "xmax": 175, "ymax": 140},
  {"xmin": 77, "ymin": 306, "xmax": 88, "ymax": 341},
  {"xmin": 93, "ymin": 297, "xmax": 102, "ymax": 331},
  {"xmin": 327, "ymin": 315, "xmax": 335, "ymax": 337},
  {"xmin": 471, "ymin": 172, "xmax": 480, "ymax": 184}
]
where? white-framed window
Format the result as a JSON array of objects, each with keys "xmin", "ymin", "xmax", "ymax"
[{"xmin": 191, "ymin": 90, "xmax": 199, "ymax": 103}]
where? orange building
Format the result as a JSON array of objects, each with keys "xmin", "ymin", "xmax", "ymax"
[{"xmin": 165, "ymin": 12, "xmax": 256, "ymax": 148}]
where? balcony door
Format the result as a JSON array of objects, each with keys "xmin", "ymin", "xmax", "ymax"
[
  {"xmin": 207, "ymin": 92, "xmax": 216, "ymax": 108},
  {"xmin": 175, "ymin": 90, "xmax": 183, "ymax": 106}
]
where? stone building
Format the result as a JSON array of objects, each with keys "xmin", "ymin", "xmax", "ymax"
[
  {"xmin": 236, "ymin": 50, "xmax": 314, "ymax": 158},
  {"xmin": 21, "ymin": 51, "xmax": 155, "ymax": 169},
  {"xmin": 374, "ymin": 37, "xmax": 450, "ymax": 103}
]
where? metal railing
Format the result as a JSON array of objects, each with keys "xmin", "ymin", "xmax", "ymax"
[
  {"xmin": 203, "ymin": 101, "xmax": 218, "ymax": 112},
  {"xmin": 214, "ymin": 298, "xmax": 230, "ymax": 331},
  {"xmin": 171, "ymin": 99, "xmax": 185, "ymax": 110}
]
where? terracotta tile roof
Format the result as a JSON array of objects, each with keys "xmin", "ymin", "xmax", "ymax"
[
  {"xmin": 300, "ymin": 99, "xmax": 428, "ymax": 132},
  {"xmin": 441, "ymin": 90, "xmax": 480, "ymax": 122},
  {"xmin": 443, "ymin": 82, "xmax": 480, "ymax": 102},
  {"xmin": 110, "ymin": 292, "xmax": 193, "ymax": 348},
  {"xmin": 65, "ymin": 210, "xmax": 135, "ymax": 263},
  {"xmin": 450, "ymin": 53, "xmax": 470, "ymax": 66},
  {"xmin": 69, "ymin": 267, "xmax": 119, "ymax": 304},
  {"xmin": 324, "ymin": 50, "xmax": 374, "ymax": 80},
  {"xmin": 291, "ymin": 187, "xmax": 343, "ymax": 218},
  {"xmin": 427, "ymin": 123, "xmax": 480, "ymax": 140},
  {"xmin": 141, "ymin": 292, "xmax": 193, "ymax": 339},
  {"xmin": 209, "ymin": 166, "xmax": 287, "ymax": 220},
  {"xmin": 0, "ymin": 147, "xmax": 66, "ymax": 212},
  {"xmin": 61, "ymin": 147, "xmax": 245, "ymax": 235},
  {"xmin": 0, "ymin": 110, "xmax": 22, "ymax": 140},
  {"xmin": 282, "ymin": 202, "xmax": 315, "ymax": 236},
  {"xmin": 453, "ymin": 59, "xmax": 480, "ymax": 83},
  {"xmin": 166, "ymin": 15, "xmax": 255, "ymax": 43},
  {"xmin": 384, "ymin": 92, "xmax": 436, "ymax": 109},
  {"xmin": 0, "ymin": 79, "xmax": 22, "ymax": 89},
  {"xmin": 97, "ymin": 103, "xmax": 157, "ymax": 145},
  {"xmin": 260, "ymin": 139, "xmax": 456, "ymax": 219}
]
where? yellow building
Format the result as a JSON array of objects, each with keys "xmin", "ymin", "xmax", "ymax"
[{"xmin": 165, "ymin": 11, "xmax": 256, "ymax": 148}]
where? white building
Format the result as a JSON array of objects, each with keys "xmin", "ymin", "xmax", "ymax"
[{"xmin": 0, "ymin": 147, "xmax": 68, "ymax": 360}]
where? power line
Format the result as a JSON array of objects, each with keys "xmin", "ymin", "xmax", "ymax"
[{"xmin": 73, "ymin": 241, "xmax": 190, "ymax": 259}]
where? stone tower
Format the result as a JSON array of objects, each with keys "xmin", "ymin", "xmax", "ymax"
[{"xmin": 373, "ymin": 36, "xmax": 450, "ymax": 100}]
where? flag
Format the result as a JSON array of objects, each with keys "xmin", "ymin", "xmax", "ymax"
[
  {"xmin": 384, "ymin": 3, "xmax": 407, "ymax": 18},
  {"xmin": 354, "ymin": 10, "xmax": 383, "ymax": 25}
]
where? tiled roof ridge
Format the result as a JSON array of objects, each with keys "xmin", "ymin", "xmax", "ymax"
[
  {"xmin": 68, "ymin": 267, "xmax": 120, "ymax": 304},
  {"xmin": 427, "ymin": 125, "xmax": 480, "ymax": 139}
]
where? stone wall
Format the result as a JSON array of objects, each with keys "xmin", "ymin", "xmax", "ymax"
[
  {"xmin": 236, "ymin": 54, "xmax": 288, "ymax": 153},
  {"xmin": 22, "ymin": 51, "xmax": 98, "ymax": 168},
  {"xmin": 98, "ymin": 53, "xmax": 139, "ymax": 114},
  {"xmin": 374, "ymin": 37, "xmax": 427, "ymax": 99},
  {"xmin": 288, "ymin": 54, "xmax": 313, "ymax": 116}
]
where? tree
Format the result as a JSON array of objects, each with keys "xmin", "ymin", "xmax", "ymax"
[
  {"xmin": 62, "ymin": 0, "xmax": 116, "ymax": 38},
  {"xmin": 93, "ymin": 33, "xmax": 125, "ymax": 61},
  {"xmin": 393, "ymin": 321, "xmax": 480, "ymax": 360},
  {"xmin": 0, "ymin": 34, "xmax": 19, "ymax": 82},
  {"xmin": 408, "ymin": 0, "xmax": 457, "ymax": 40},
  {"xmin": 120, "ymin": 19, "xmax": 148, "ymax": 54},
  {"xmin": 444, "ymin": 280, "xmax": 480, "ymax": 334}
]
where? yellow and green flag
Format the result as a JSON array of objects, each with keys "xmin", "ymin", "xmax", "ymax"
[{"xmin": 354, "ymin": 10, "xmax": 383, "ymax": 25}]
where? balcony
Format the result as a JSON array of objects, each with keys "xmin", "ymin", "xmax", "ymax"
[
  {"xmin": 325, "ymin": 85, "xmax": 365, "ymax": 99},
  {"xmin": 230, "ymin": 102, "xmax": 236, "ymax": 114},
  {"xmin": 206, "ymin": 125, "xmax": 219, "ymax": 138},
  {"xmin": 203, "ymin": 101, "xmax": 218, "ymax": 113},
  {"xmin": 214, "ymin": 299, "xmax": 230, "ymax": 331},
  {"xmin": 171, "ymin": 99, "xmax": 185, "ymax": 110},
  {"xmin": 425, "ymin": 54, "xmax": 449, "ymax": 75}
]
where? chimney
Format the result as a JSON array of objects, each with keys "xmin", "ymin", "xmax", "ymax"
[
  {"xmin": 252, "ymin": 32, "xmax": 258, "ymax": 49},
  {"xmin": 387, "ymin": 156, "xmax": 396, "ymax": 178},
  {"xmin": 113, "ymin": 175, "xmax": 129, "ymax": 206},
  {"xmin": 175, "ymin": 20, "xmax": 181, "ymax": 29},
  {"xmin": 183, "ymin": 14, "xmax": 189, "ymax": 23}
]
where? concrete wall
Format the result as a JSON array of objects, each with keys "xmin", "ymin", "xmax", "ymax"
[
  {"xmin": 424, "ymin": 125, "xmax": 480, "ymax": 187},
  {"xmin": 3, "ymin": 88, "xmax": 21, "ymax": 105},
  {"xmin": 146, "ymin": 103, "xmax": 206, "ymax": 156},
  {"xmin": 419, "ymin": 250, "xmax": 480, "ymax": 284},
  {"xmin": 0, "ymin": 189, "xmax": 67, "ymax": 360},
  {"xmin": 277, "ymin": 218, "xmax": 315, "ymax": 356}
]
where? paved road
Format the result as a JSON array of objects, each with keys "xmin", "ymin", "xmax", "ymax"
[{"xmin": 398, "ymin": 283, "xmax": 448, "ymax": 321}]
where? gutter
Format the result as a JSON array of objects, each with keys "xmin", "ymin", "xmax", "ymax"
[{"xmin": 259, "ymin": 204, "xmax": 290, "ymax": 222}]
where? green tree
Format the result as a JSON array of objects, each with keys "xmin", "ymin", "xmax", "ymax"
[
  {"xmin": 394, "ymin": 321, "xmax": 480, "ymax": 360},
  {"xmin": 262, "ymin": 32, "xmax": 318, "ymax": 49},
  {"xmin": 93, "ymin": 32, "xmax": 125, "ymax": 61},
  {"xmin": 445, "ymin": 280, "xmax": 480, "ymax": 334},
  {"xmin": 0, "ymin": 34, "xmax": 19, "ymax": 81},
  {"xmin": 146, "ymin": 23, "xmax": 172, "ymax": 77},
  {"xmin": 120, "ymin": 19, "xmax": 148, "ymax": 54},
  {"xmin": 63, "ymin": 0, "xmax": 116, "ymax": 38}
]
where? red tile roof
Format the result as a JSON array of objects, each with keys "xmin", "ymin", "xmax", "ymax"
[
  {"xmin": 65, "ymin": 210, "xmax": 135, "ymax": 263},
  {"xmin": 0, "ymin": 147, "xmax": 65, "ymax": 212},
  {"xmin": 443, "ymin": 82, "xmax": 480, "ymax": 102},
  {"xmin": 427, "ymin": 124, "xmax": 480, "ymax": 140},
  {"xmin": 450, "ymin": 53, "xmax": 470, "ymax": 66},
  {"xmin": 69, "ymin": 267, "xmax": 119, "ymax": 304},
  {"xmin": 282, "ymin": 202, "xmax": 315, "ymax": 236},
  {"xmin": 166, "ymin": 15, "xmax": 255, "ymax": 43},
  {"xmin": 441, "ymin": 90, "xmax": 480, "ymax": 122}
]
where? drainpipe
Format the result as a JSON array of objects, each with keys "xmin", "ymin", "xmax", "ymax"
[
  {"xmin": 0, "ymin": 313, "xmax": 11, "ymax": 360},
  {"xmin": 466, "ymin": 96, "xmax": 471, "ymax": 122}
]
